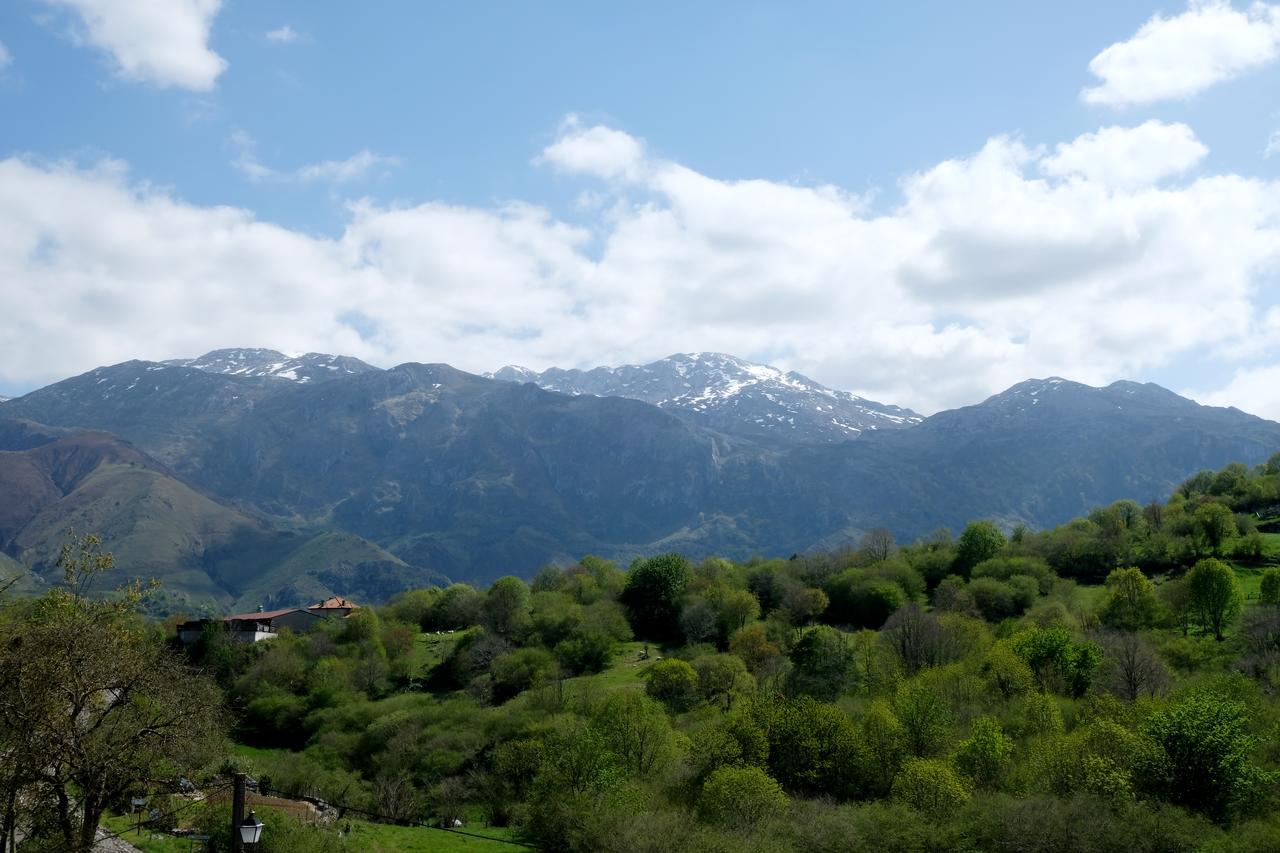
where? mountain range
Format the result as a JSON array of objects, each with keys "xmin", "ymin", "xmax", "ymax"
[
  {"xmin": 492, "ymin": 352, "xmax": 922, "ymax": 445},
  {"xmin": 1, "ymin": 348, "xmax": 1277, "ymax": 610}
]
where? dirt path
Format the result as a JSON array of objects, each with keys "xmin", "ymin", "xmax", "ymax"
[{"xmin": 94, "ymin": 829, "xmax": 144, "ymax": 853}]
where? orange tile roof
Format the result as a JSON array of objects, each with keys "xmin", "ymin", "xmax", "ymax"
[{"xmin": 310, "ymin": 596, "xmax": 358, "ymax": 610}]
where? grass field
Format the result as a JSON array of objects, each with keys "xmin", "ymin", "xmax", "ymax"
[
  {"xmin": 101, "ymin": 810, "xmax": 531, "ymax": 852},
  {"xmin": 100, "ymin": 814, "xmax": 193, "ymax": 852},
  {"xmin": 413, "ymin": 631, "xmax": 458, "ymax": 677},
  {"xmin": 343, "ymin": 818, "xmax": 530, "ymax": 851},
  {"xmin": 567, "ymin": 640, "xmax": 652, "ymax": 692}
]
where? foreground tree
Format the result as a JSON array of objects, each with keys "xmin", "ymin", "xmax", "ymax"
[{"xmin": 0, "ymin": 533, "xmax": 226, "ymax": 852}]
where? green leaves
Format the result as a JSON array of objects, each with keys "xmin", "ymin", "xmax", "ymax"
[
  {"xmin": 1143, "ymin": 691, "xmax": 1275, "ymax": 821},
  {"xmin": 1186, "ymin": 558, "xmax": 1243, "ymax": 641}
]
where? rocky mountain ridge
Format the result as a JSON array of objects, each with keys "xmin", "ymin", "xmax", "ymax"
[
  {"xmin": 2, "ymin": 350, "xmax": 1277, "ymax": 603},
  {"xmin": 493, "ymin": 352, "xmax": 922, "ymax": 445}
]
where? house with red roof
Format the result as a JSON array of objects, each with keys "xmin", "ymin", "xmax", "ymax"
[
  {"xmin": 307, "ymin": 596, "xmax": 359, "ymax": 618},
  {"xmin": 177, "ymin": 599, "xmax": 355, "ymax": 644}
]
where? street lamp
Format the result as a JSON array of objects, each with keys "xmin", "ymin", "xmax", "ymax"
[
  {"xmin": 238, "ymin": 810, "xmax": 264, "ymax": 848},
  {"xmin": 130, "ymin": 796, "xmax": 148, "ymax": 836},
  {"xmin": 230, "ymin": 773, "xmax": 265, "ymax": 852}
]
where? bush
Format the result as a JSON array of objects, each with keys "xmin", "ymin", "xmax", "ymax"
[
  {"xmin": 955, "ymin": 716, "xmax": 1012, "ymax": 789},
  {"xmin": 765, "ymin": 696, "xmax": 869, "ymax": 798},
  {"xmin": 1099, "ymin": 567, "xmax": 1161, "ymax": 630},
  {"xmin": 827, "ymin": 572, "xmax": 906, "ymax": 629},
  {"xmin": 693, "ymin": 654, "xmax": 755, "ymax": 710},
  {"xmin": 972, "ymin": 557, "xmax": 1057, "ymax": 594},
  {"xmin": 891, "ymin": 758, "xmax": 969, "ymax": 815},
  {"xmin": 787, "ymin": 626, "xmax": 857, "ymax": 700},
  {"xmin": 969, "ymin": 577, "xmax": 1035, "ymax": 622},
  {"xmin": 1258, "ymin": 568, "xmax": 1280, "ymax": 606},
  {"xmin": 490, "ymin": 647, "xmax": 557, "ymax": 702},
  {"xmin": 1143, "ymin": 691, "xmax": 1275, "ymax": 821},
  {"xmin": 645, "ymin": 658, "xmax": 700, "ymax": 711},
  {"xmin": 697, "ymin": 765, "xmax": 788, "ymax": 828},
  {"xmin": 554, "ymin": 630, "xmax": 616, "ymax": 675}
]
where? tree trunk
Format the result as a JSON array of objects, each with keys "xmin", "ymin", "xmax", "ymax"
[
  {"xmin": 55, "ymin": 784, "xmax": 75, "ymax": 850},
  {"xmin": 0, "ymin": 785, "xmax": 16, "ymax": 853},
  {"xmin": 77, "ymin": 796, "xmax": 103, "ymax": 853}
]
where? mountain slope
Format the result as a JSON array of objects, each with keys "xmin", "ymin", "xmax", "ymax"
[
  {"xmin": 0, "ymin": 422, "xmax": 445, "ymax": 608},
  {"xmin": 4, "ymin": 359, "xmax": 1278, "ymax": 586},
  {"xmin": 494, "ymin": 352, "xmax": 921, "ymax": 445},
  {"xmin": 756, "ymin": 378, "xmax": 1280, "ymax": 549},
  {"xmin": 164, "ymin": 348, "xmax": 378, "ymax": 384}
]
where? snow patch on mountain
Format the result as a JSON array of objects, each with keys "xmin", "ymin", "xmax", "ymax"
[
  {"xmin": 166, "ymin": 348, "xmax": 378, "ymax": 384},
  {"xmin": 493, "ymin": 352, "xmax": 922, "ymax": 445}
]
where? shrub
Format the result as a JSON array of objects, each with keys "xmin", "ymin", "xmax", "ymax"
[
  {"xmin": 787, "ymin": 625, "xmax": 857, "ymax": 700},
  {"xmin": 1099, "ymin": 567, "xmax": 1161, "ymax": 630},
  {"xmin": 765, "ymin": 696, "xmax": 870, "ymax": 798},
  {"xmin": 1258, "ymin": 568, "xmax": 1280, "ymax": 606},
  {"xmin": 955, "ymin": 716, "xmax": 1012, "ymax": 789},
  {"xmin": 645, "ymin": 658, "xmax": 701, "ymax": 711},
  {"xmin": 490, "ymin": 647, "xmax": 557, "ymax": 702},
  {"xmin": 697, "ymin": 765, "xmax": 788, "ymax": 828},
  {"xmin": 891, "ymin": 758, "xmax": 969, "ymax": 815}
]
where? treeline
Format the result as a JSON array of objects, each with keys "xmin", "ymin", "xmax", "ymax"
[
  {"xmin": 1008, "ymin": 453, "xmax": 1280, "ymax": 581},
  {"xmin": 182, "ymin": 458, "xmax": 1280, "ymax": 852}
]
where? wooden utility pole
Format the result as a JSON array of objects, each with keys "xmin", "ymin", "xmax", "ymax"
[{"xmin": 231, "ymin": 773, "xmax": 246, "ymax": 853}]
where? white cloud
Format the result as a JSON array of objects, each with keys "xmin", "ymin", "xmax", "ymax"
[
  {"xmin": 0, "ymin": 40, "xmax": 12, "ymax": 69},
  {"xmin": 1191, "ymin": 361, "xmax": 1280, "ymax": 419},
  {"xmin": 265, "ymin": 25, "xmax": 298, "ymax": 44},
  {"xmin": 536, "ymin": 115, "xmax": 648, "ymax": 182},
  {"xmin": 1267, "ymin": 129, "xmax": 1280, "ymax": 156},
  {"xmin": 1, "ymin": 118, "xmax": 1278, "ymax": 419},
  {"xmin": 231, "ymin": 132, "xmax": 398, "ymax": 184},
  {"xmin": 41, "ymin": 0, "xmax": 226, "ymax": 90},
  {"xmin": 1041, "ymin": 121, "xmax": 1208, "ymax": 188},
  {"xmin": 296, "ymin": 151, "xmax": 398, "ymax": 183},
  {"xmin": 1083, "ymin": 0, "xmax": 1280, "ymax": 107}
]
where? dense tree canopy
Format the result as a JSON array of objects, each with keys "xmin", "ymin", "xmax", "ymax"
[{"xmin": 18, "ymin": 454, "xmax": 1280, "ymax": 852}]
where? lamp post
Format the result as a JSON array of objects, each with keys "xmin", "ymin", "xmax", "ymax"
[
  {"xmin": 230, "ymin": 773, "xmax": 265, "ymax": 851},
  {"xmin": 239, "ymin": 810, "xmax": 264, "ymax": 849},
  {"xmin": 130, "ymin": 795, "xmax": 148, "ymax": 836}
]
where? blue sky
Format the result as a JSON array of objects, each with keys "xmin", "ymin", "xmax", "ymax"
[{"xmin": 1, "ymin": 1, "xmax": 1279, "ymax": 417}]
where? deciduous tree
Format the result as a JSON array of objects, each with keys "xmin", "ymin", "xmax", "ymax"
[
  {"xmin": 1186, "ymin": 558, "xmax": 1242, "ymax": 641},
  {"xmin": 0, "ymin": 533, "xmax": 226, "ymax": 853}
]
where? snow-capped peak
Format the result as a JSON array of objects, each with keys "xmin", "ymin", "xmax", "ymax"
[
  {"xmin": 165, "ymin": 348, "xmax": 378, "ymax": 384},
  {"xmin": 491, "ymin": 352, "xmax": 922, "ymax": 445}
]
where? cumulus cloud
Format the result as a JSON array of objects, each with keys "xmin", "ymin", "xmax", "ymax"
[
  {"xmin": 41, "ymin": 0, "xmax": 226, "ymax": 90},
  {"xmin": 265, "ymin": 25, "xmax": 298, "ymax": 44},
  {"xmin": 2, "ymin": 118, "xmax": 1279, "ymax": 418},
  {"xmin": 1083, "ymin": 0, "xmax": 1280, "ymax": 107},
  {"xmin": 1191, "ymin": 362, "xmax": 1280, "ymax": 418},
  {"xmin": 1041, "ymin": 121, "xmax": 1208, "ymax": 188},
  {"xmin": 537, "ymin": 115, "xmax": 648, "ymax": 182},
  {"xmin": 231, "ymin": 132, "xmax": 398, "ymax": 184}
]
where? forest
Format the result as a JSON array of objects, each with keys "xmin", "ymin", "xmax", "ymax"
[{"xmin": 3, "ymin": 453, "xmax": 1280, "ymax": 852}]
